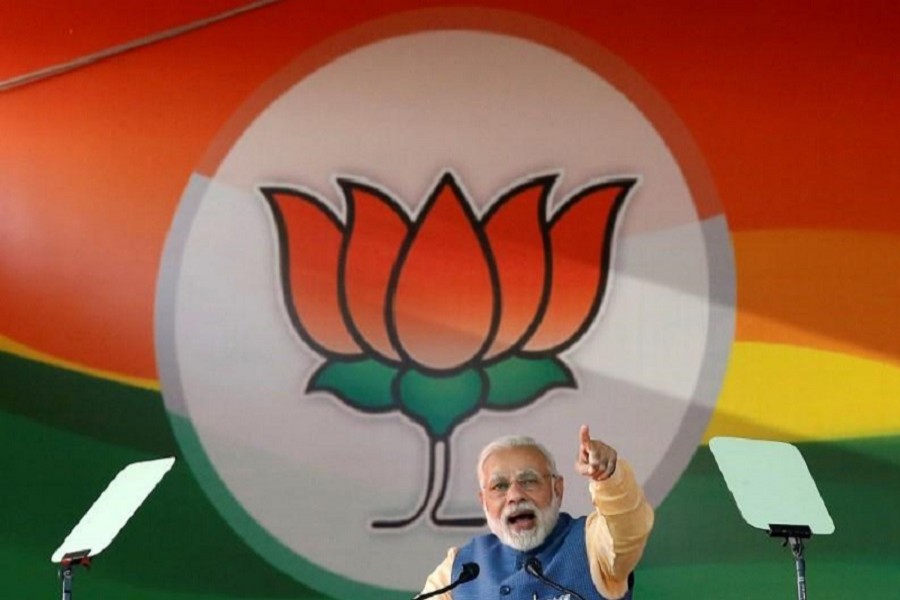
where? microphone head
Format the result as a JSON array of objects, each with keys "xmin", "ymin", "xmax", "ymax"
[
  {"xmin": 460, "ymin": 562, "xmax": 480, "ymax": 582},
  {"xmin": 525, "ymin": 556, "xmax": 544, "ymax": 576}
]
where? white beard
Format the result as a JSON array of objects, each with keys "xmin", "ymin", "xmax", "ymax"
[{"xmin": 485, "ymin": 494, "xmax": 561, "ymax": 552}]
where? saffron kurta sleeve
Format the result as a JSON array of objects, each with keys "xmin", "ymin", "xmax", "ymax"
[
  {"xmin": 419, "ymin": 546, "xmax": 457, "ymax": 600},
  {"xmin": 585, "ymin": 459, "xmax": 655, "ymax": 598}
]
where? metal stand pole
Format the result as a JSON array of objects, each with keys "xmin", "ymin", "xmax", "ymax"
[
  {"xmin": 59, "ymin": 564, "xmax": 73, "ymax": 600},
  {"xmin": 788, "ymin": 535, "xmax": 807, "ymax": 600},
  {"xmin": 58, "ymin": 551, "xmax": 91, "ymax": 600},
  {"xmin": 768, "ymin": 524, "xmax": 811, "ymax": 600}
]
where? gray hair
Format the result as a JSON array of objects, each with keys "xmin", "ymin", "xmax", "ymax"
[{"xmin": 476, "ymin": 435, "xmax": 558, "ymax": 487}]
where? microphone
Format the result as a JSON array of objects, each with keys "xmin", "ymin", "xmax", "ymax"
[
  {"xmin": 413, "ymin": 562, "xmax": 480, "ymax": 600},
  {"xmin": 524, "ymin": 557, "xmax": 587, "ymax": 600}
]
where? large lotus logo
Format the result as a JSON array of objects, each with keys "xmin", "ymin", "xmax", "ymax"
[
  {"xmin": 158, "ymin": 15, "xmax": 734, "ymax": 598},
  {"xmin": 261, "ymin": 171, "xmax": 635, "ymax": 527}
]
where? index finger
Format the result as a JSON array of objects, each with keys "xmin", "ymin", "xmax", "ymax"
[{"xmin": 579, "ymin": 425, "xmax": 591, "ymax": 451}]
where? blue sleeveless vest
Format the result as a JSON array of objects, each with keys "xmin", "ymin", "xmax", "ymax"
[{"xmin": 451, "ymin": 513, "xmax": 631, "ymax": 600}]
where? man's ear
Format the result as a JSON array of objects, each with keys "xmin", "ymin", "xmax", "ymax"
[
  {"xmin": 478, "ymin": 489, "xmax": 484, "ymax": 505},
  {"xmin": 554, "ymin": 475, "xmax": 564, "ymax": 500}
]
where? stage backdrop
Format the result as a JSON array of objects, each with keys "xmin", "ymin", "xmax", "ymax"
[{"xmin": 2, "ymin": 2, "xmax": 898, "ymax": 599}]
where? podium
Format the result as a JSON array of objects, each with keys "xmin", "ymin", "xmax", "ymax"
[
  {"xmin": 51, "ymin": 457, "xmax": 175, "ymax": 599},
  {"xmin": 710, "ymin": 437, "xmax": 834, "ymax": 600}
]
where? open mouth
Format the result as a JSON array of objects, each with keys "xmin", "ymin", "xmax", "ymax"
[{"xmin": 506, "ymin": 510, "xmax": 537, "ymax": 530}]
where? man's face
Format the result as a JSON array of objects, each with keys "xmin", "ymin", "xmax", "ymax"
[{"xmin": 479, "ymin": 445, "xmax": 565, "ymax": 551}]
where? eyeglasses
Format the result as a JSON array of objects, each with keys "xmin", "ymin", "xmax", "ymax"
[{"xmin": 483, "ymin": 471, "xmax": 555, "ymax": 499}]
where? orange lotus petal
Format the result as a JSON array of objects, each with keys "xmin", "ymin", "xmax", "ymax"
[
  {"xmin": 389, "ymin": 173, "xmax": 498, "ymax": 371},
  {"xmin": 482, "ymin": 176, "xmax": 555, "ymax": 360},
  {"xmin": 261, "ymin": 187, "xmax": 362, "ymax": 357},
  {"xmin": 340, "ymin": 180, "xmax": 410, "ymax": 362},
  {"xmin": 524, "ymin": 180, "xmax": 634, "ymax": 353}
]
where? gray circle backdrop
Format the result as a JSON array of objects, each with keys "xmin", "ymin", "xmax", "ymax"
[{"xmin": 156, "ymin": 10, "xmax": 735, "ymax": 600}]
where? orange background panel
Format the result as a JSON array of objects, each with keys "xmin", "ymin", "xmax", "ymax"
[
  {"xmin": 0, "ymin": 0, "xmax": 259, "ymax": 80},
  {"xmin": 1, "ymin": 1, "xmax": 898, "ymax": 381},
  {"xmin": 733, "ymin": 229, "xmax": 900, "ymax": 365}
]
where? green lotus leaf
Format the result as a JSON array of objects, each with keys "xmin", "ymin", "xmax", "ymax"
[
  {"xmin": 484, "ymin": 355, "xmax": 575, "ymax": 409},
  {"xmin": 398, "ymin": 368, "xmax": 485, "ymax": 439},
  {"xmin": 307, "ymin": 358, "xmax": 398, "ymax": 412}
]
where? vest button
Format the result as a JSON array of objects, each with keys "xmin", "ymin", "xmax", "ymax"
[{"xmin": 499, "ymin": 585, "xmax": 512, "ymax": 595}]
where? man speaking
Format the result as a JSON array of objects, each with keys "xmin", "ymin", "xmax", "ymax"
[{"xmin": 419, "ymin": 426, "xmax": 654, "ymax": 599}]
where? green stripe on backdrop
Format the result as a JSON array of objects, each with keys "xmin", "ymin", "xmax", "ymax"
[
  {"xmin": 2, "ymin": 351, "xmax": 900, "ymax": 598},
  {"xmin": 640, "ymin": 435, "xmax": 900, "ymax": 597},
  {"xmin": 0, "ymin": 351, "xmax": 319, "ymax": 599},
  {"xmin": 0, "ymin": 350, "xmax": 177, "ymax": 456}
]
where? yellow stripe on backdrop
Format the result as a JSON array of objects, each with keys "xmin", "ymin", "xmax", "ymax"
[
  {"xmin": 5, "ymin": 334, "xmax": 900, "ymax": 444},
  {"xmin": 704, "ymin": 341, "xmax": 900, "ymax": 443},
  {"xmin": 0, "ymin": 334, "xmax": 160, "ymax": 391}
]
